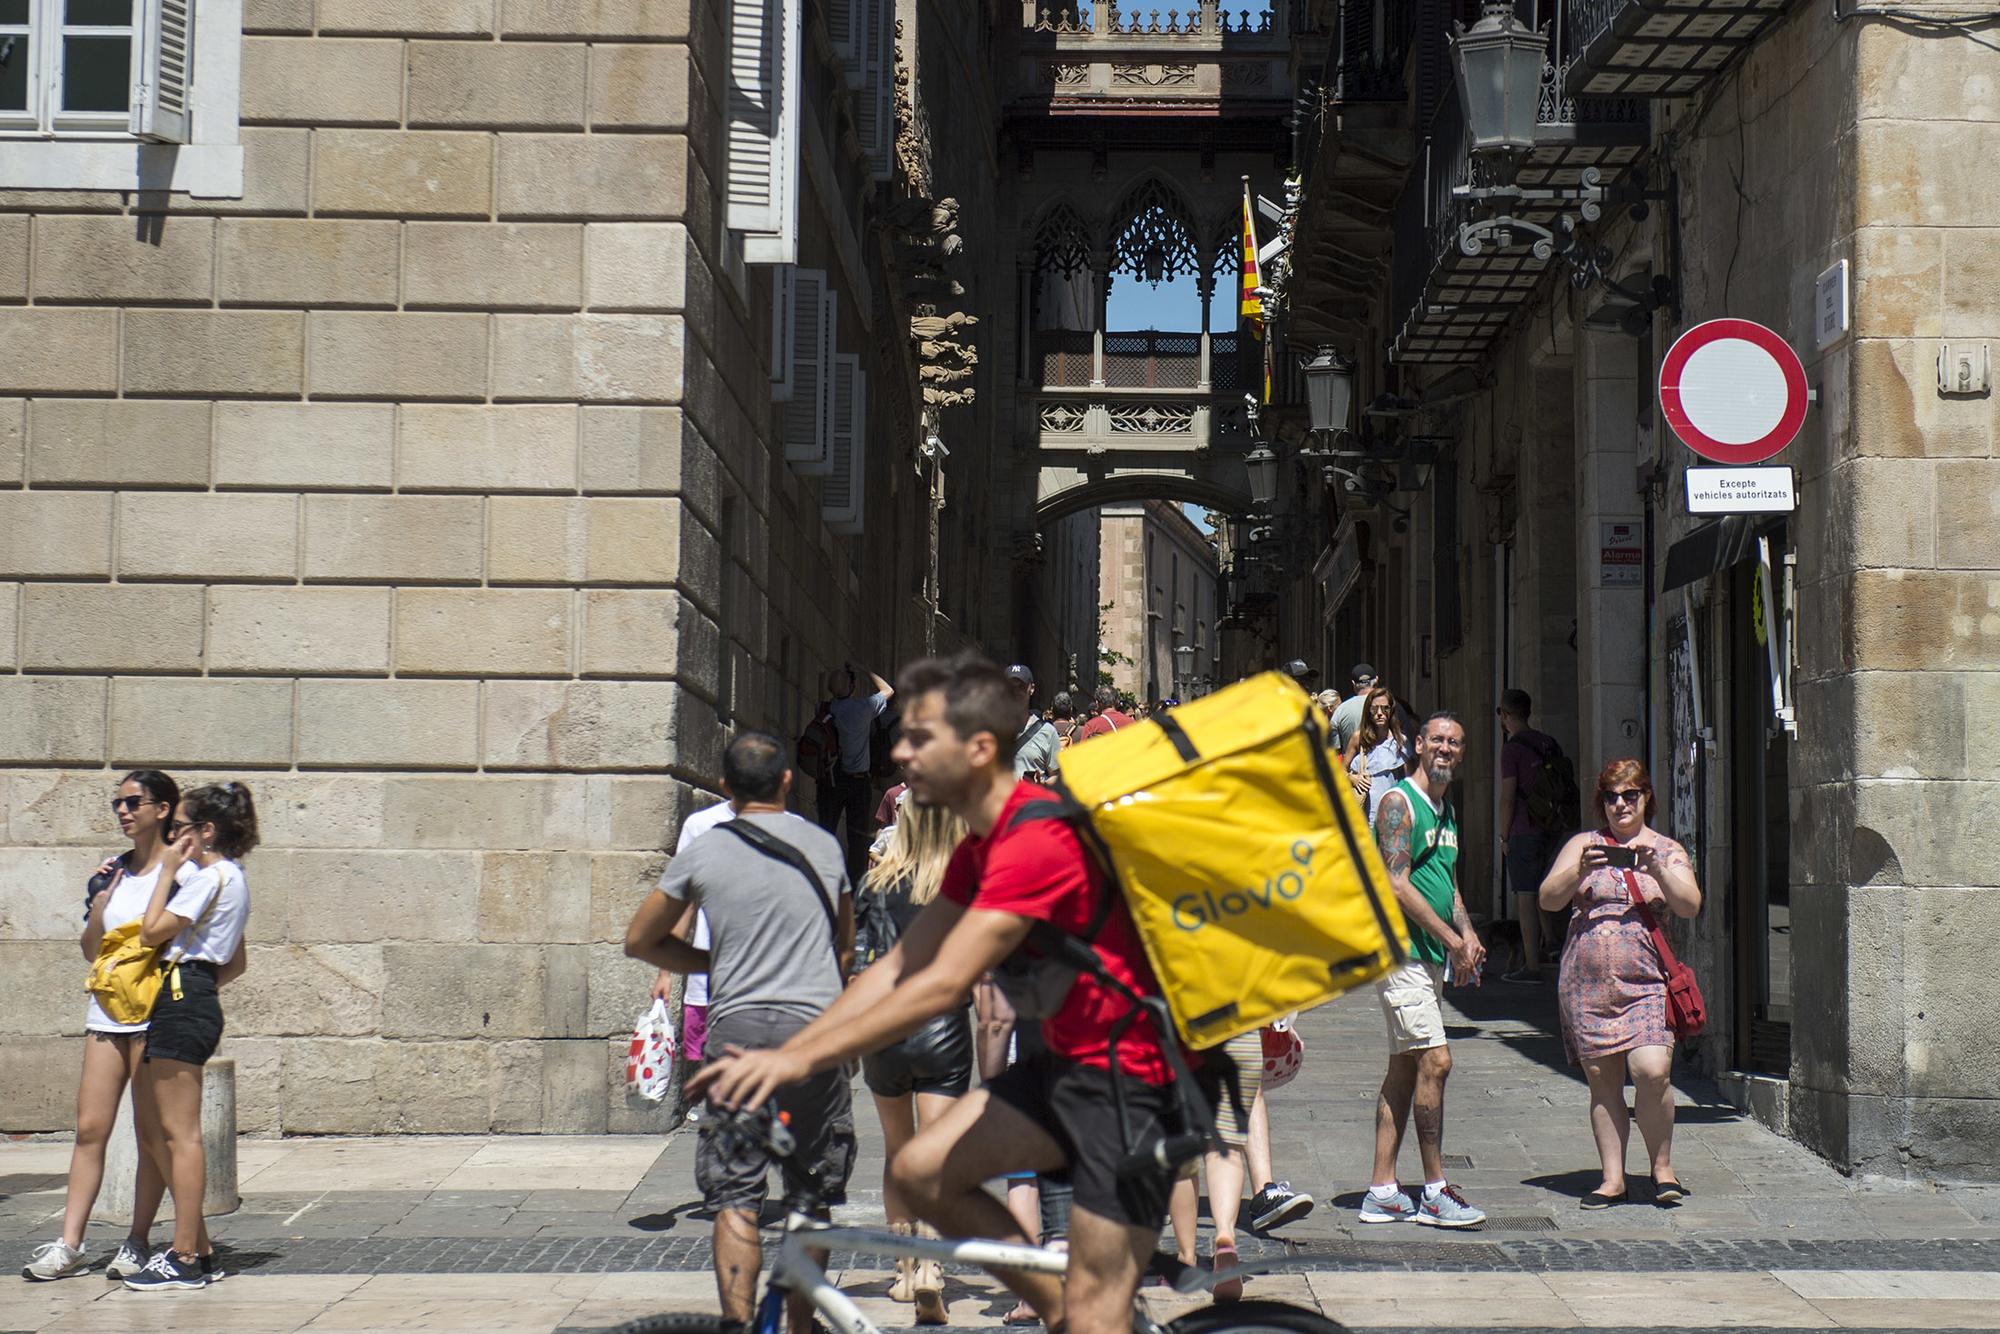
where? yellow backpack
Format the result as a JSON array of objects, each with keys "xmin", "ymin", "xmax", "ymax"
[
  {"xmin": 86, "ymin": 877, "xmax": 218, "ymax": 1025},
  {"xmin": 1054, "ymin": 671, "xmax": 1410, "ymax": 1048}
]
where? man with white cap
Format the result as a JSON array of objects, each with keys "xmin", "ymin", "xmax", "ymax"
[{"xmin": 1005, "ymin": 664, "xmax": 1062, "ymax": 783}]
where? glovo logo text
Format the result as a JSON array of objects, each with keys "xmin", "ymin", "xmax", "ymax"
[{"xmin": 1171, "ymin": 840, "xmax": 1314, "ymax": 932}]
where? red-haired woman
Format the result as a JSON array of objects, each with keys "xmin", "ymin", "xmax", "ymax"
[{"xmin": 1539, "ymin": 759, "xmax": 1702, "ymax": 1209}]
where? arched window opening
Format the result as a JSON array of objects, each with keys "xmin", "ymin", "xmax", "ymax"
[
  {"xmin": 1105, "ymin": 179, "xmax": 1203, "ymax": 387},
  {"xmin": 1031, "ymin": 201, "xmax": 1097, "ymax": 386}
]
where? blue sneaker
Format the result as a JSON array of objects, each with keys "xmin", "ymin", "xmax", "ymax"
[
  {"xmin": 1357, "ymin": 1188, "xmax": 1417, "ymax": 1224},
  {"xmin": 1416, "ymin": 1184, "xmax": 1486, "ymax": 1229}
]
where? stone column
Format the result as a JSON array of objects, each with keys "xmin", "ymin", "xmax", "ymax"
[
  {"xmin": 1572, "ymin": 328, "xmax": 1645, "ymax": 778},
  {"xmin": 98, "ymin": 1057, "xmax": 238, "ymax": 1227}
]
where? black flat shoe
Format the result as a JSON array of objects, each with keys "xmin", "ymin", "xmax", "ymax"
[
  {"xmin": 1653, "ymin": 1180, "xmax": 1689, "ymax": 1205},
  {"xmin": 1580, "ymin": 1188, "xmax": 1627, "ymax": 1210}
]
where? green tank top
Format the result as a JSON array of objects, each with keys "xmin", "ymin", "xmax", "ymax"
[{"xmin": 1393, "ymin": 778, "xmax": 1458, "ymax": 965}]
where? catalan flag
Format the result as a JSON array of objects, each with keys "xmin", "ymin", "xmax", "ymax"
[{"xmin": 1240, "ymin": 178, "xmax": 1263, "ymax": 328}]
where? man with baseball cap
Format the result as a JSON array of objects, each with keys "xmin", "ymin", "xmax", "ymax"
[
  {"xmin": 1330, "ymin": 663, "xmax": 1377, "ymax": 754},
  {"xmin": 1006, "ymin": 664, "xmax": 1061, "ymax": 782}
]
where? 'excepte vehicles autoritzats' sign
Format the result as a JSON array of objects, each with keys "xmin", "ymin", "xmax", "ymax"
[
  {"xmin": 1685, "ymin": 465, "xmax": 1797, "ymax": 515},
  {"xmin": 1658, "ymin": 318, "xmax": 1810, "ymax": 465}
]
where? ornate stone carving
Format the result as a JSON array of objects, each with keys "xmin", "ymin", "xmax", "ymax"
[
  {"xmin": 1110, "ymin": 177, "xmax": 1199, "ymax": 282},
  {"xmin": 1040, "ymin": 61, "xmax": 1089, "ymax": 88},
  {"xmin": 1111, "ymin": 62, "xmax": 1197, "ymax": 88},
  {"xmin": 1040, "ymin": 401, "xmax": 1089, "ymax": 434},
  {"xmin": 1221, "ymin": 61, "xmax": 1269, "ymax": 88},
  {"xmin": 1108, "ymin": 401, "xmax": 1196, "ymax": 434}
]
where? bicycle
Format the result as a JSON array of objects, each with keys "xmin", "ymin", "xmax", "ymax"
[{"xmin": 613, "ymin": 1103, "xmax": 1347, "ymax": 1334}]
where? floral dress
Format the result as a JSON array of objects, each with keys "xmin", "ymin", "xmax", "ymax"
[{"xmin": 1556, "ymin": 831, "xmax": 1684, "ymax": 1063}]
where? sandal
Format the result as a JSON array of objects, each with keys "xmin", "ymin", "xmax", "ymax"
[
  {"xmin": 1580, "ymin": 1187, "xmax": 1627, "ymax": 1210},
  {"xmin": 1003, "ymin": 1301, "xmax": 1040, "ymax": 1325},
  {"xmin": 1209, "ymin": 1242, "xmax": 1243, "ymax": 1302}
]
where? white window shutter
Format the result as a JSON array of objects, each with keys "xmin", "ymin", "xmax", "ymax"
[
  {"xmin": 131, "ymin": 0, "xmax": 195, "ymax": 144},
  {"xmin": 782, "ymin": 272, "xmax": 834, "ymax": 468},
  {"xmin": 822, "ymin": 355, "xmax": 866, "ymax": 534},
  {"xmin": 771, "ymin": 266, "xmax": 796, "ymax": 402},
  {"xmin": 843, "ymin": 0, "xmax": 875, "ymax": 89},
  {"xmin": 727, "ymin": 0, "xmax": 800, "ymax": 264}
]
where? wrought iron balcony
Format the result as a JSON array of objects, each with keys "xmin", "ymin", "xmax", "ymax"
[
  {"xmin": 1386, "ymin": 13, "xmax": 1646, "ymax": 365},
  {"xmin": 1562, "ymin": 0, "xmax": 1800, "ymax": 99},
  {"xmin": 1322, "ymin": 0, "xmax": 1415, "ymax": 105}
]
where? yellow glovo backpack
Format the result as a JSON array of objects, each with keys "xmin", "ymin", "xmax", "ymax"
[{"xmin": 1051, "ymin": 670, "xmax": 1409, "ymax": 1049}]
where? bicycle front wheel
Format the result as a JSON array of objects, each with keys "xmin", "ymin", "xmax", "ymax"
[{"xmin": 1164, "ymin": 1298, "xmax": 1350, "ymax": 1334}]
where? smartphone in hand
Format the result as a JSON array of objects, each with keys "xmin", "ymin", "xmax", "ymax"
[{"xmin": 1601, "ymin": 845, "xmax": 1639, "ymax": 870}]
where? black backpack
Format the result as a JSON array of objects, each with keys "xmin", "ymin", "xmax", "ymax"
[
  {"xmin": 795, "ymin": 701, "xmax": 839, "ymax": 783},
  {"xmin": 1521, "ymin": 735, "xmax": 1582, "ymax": 833}
]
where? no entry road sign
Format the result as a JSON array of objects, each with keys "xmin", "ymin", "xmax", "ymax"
[{"xmin": 1659, "ymin": 318, "xmax": 1809, "ymax": 465}]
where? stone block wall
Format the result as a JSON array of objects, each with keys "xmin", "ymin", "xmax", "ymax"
[{"xmin": 0, "ymin": 0, "xmax": 903, "ymax": 1133}]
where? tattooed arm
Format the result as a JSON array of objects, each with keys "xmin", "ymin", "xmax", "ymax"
[
  {"xmin": 1637, "ymin": 838, "xmax": 1703, "ymax": 918},
  {"xmin": 1372, "ymin": 791, "xmax": 1468, "ymax": 960}
]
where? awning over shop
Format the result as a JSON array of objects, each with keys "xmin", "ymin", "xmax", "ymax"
[{"xmin": 1660, "ymin": 514, "xmax": 1781, "ymax": 593}]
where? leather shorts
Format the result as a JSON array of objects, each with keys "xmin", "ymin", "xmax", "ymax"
[{"xmin": 862, "ymin": 1007, "xmax": 973, "ymax": 1099}]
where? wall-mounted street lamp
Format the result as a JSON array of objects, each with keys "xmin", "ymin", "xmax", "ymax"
[
  {"xmin": 1301, "ymin": 347, "xmax": 1355, "ymax": 438},
  {"xmin": 1244, "ymin": 442, "xmax": 1279, "ymax": 511},
  {"xmin": 1451, "ymin": 0, "xmax": 1547, "ymax": 157}
]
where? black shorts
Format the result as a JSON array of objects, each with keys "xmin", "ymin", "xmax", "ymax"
[
  {"xmin": 863, "ymin": 1009, "xmax": 973, "ymax": 1099},
  {"xmin": 986, "ymin": 1052, "xmax": 1192, "ymax": 1230},
  {"xmin": 695, "ymin": 1007, "xmax": 856, "ymax": 1216},
  {"xmin": 144, "ymin": 962, "xmax": 224, "ymax": 1066}
]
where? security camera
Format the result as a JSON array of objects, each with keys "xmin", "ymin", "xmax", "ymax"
[{"xmin": 921, "ymin": 432, "xmax": 949, "ymax": 460}]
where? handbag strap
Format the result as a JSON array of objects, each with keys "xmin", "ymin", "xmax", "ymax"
[
  {"xmin": 715, "ymin": 819, "xmax": 840, "ymax": 948},
  {"xmin": 1619, "ymin": 858, "xmax": 1684, "ymax": 975}
]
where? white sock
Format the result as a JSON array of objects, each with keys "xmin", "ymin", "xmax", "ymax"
[
  {"xmin": 1423, "ymin": 1180, "xmax": 1448, "ymax": 1200},
  {"xmin": 1367, "ymin": 1182, "xmax": 1400, "ymax": 1201}
]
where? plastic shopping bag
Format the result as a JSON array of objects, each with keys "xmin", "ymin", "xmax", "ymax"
[
  {"xmin": 1261, "ymin": 1014, "xmax": 1304, "ymax": 1091},
  {"xmin": 624, "ymin": 998, "xmax": 678, "ymax": 1105}
]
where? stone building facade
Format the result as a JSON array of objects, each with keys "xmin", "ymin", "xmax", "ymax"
[
  {"xmin": 1098, "ymin": 501, "xmax": 1220, "ymax": 706},
  {"xmin": 1274, "ymin": 0, "xmax": 2000, "ymax": 1178},
  {"xmin": 0, "ymin": 0, "xmax": 1003, "ymax": 1133}
]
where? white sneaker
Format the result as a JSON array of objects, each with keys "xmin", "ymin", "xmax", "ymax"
[
  {"xmin": 105, "ymin": 1237, "xmax": 151, "ymax": 1280},
  {"xmin": 22, "ymin": 1240, "xmax": 90, "ymax": 1281}
]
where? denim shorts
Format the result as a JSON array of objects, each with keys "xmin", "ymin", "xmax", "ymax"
[{"xmin": 143, "ymin": 962, "xmax": 225, "ymax": 1066}]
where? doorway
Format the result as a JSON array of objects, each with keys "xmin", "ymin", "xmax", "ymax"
[{"xmin": 1727, "ymin": 550, "xmax": 1792, "ymax": 1074}]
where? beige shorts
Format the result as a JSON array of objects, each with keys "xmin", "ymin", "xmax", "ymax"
[{"xmin": 1377, "ymin": 958, "xmax": 1448, "ymax": 1054}]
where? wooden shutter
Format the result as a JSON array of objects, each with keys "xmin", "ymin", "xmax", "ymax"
[
  {"xmin": 726, "ymin": 0, "xmax": 801, "ymax": 264},
  {"xmin": 827, "ymin": 0, "xmax": 859, "ymax": 66},
  {"xmin": 855, "ymin": 0, "xmax": 894, "ymax": 179},
  {"xmin": 131, "ymin": 0, "xmax": 194, "ymax": 144},
  {"xmin": 771, "ymin": 267, "xmax": 796, "ymax": 401},
  {"xmin": 782, "ymin": 272, "xmax": 836, "ymax": 467},
  {"xmin": 821, "ymin": 354, "xmax": 866, "ymax": 534}
]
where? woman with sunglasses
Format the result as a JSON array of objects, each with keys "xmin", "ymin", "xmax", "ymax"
[
  {"xmin": 1340, "ymin": 685, "xmax": 1410, "ymax": 823},
  {"xmin": 123, "ymin": 782, "xmax": 257, "ymax": 1292},
  {"xmin": 23, "ymin": 772, "xmax": 181, "ymax": 1282},
  {"xmin": 1539, "ymin": 759, "xmax": 1702, "ymax": 1209}
]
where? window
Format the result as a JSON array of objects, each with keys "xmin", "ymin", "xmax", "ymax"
[
  {"xmin": 2, "ymin": 0, "xmax": 187, "ymax": 137},
  {"xmin": 0, "ymin": 0, "xmax": 238, "ymax": 194},
  {"xmin": 821, "ymin": 352, "xmax": 867, "ymax": 535}
]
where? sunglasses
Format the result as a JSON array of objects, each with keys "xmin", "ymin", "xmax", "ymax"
[
  {"xmin": 110, "ymin": 796, "xmax": 160, "ymax": 814},
  {"xmin": 1602, "ymin": 788, "xmax": 1647, "ymax": 807}
]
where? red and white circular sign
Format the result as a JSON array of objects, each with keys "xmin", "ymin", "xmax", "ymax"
[{"xmin": 1658, "ymin": 318, "xmax": 1809, "ymax": 464}]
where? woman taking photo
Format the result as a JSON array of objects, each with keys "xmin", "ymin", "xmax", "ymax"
[
  {"xmin": 855, "ymin": 800, "xmax": 973, "ymax": 1325},
  {"xmin": 1539, "ymin": 759, "xmax": 1701, "ymax": 1208},
  {"xmin": 125, "ymin": 782, "xmax": 257, "ymax": 1292},
  {"xmin": 22, "ymin": 772, "xmax": 180, "ymax": 1282},
  {"xmin": 1341, "ymin": 686, "xmax": 1410, "ymax": 824}
]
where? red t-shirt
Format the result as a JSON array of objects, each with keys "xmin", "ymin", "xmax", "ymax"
[
  {"xmin": 1076, "ymin": 709, "xmax": 1134, "ymax": 742},
  {"xmin": 941, "ymin": 783, "xmax": 1173, "ymax": 1084}
]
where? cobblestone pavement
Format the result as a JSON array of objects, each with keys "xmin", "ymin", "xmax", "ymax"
[{"xmin": 6, "ymin": 983, "xmax": 1998, "ymax": 1332}]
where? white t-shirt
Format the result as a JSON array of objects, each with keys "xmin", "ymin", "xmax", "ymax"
[
  {"xmin": 672, "ymin": 800, "xmax": 819, "ymax": 1007},
  {"xmin": 163, "ymin": 857, "xmax": 250, "ymax": 966},
  {"xmin": 85, "ymin": 860, "xmax": 165, "ymax": 1034}
]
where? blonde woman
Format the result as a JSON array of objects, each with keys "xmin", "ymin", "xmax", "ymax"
[{"xmin": 857, "ymin": 800, "xmax": 972, "ymax": 1325}]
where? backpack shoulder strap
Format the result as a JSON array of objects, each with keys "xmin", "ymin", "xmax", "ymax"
[{"xmin": 715, "ymin": 820, "xmax": 840, "ymax": 946}]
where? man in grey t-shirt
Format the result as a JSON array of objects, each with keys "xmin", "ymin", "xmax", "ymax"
[{"xmin": 624, "ymin": 731, "xmax": 855, "ymax": 1334}]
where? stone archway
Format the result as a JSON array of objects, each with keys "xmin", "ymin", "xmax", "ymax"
[{"xmin": 1034, "ymin": 464, "xmax": 1250, "ymax": 526}]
